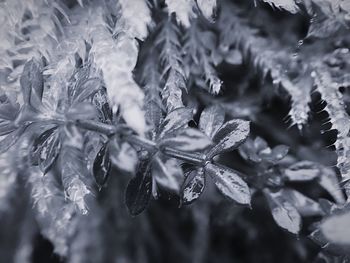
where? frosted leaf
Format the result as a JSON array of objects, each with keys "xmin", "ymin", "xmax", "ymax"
[
  {"xmin": 196, "ymin": 0, "xmax": 217, "ymax": 21},
  {"xmin": 117, "ymin": 0, "xmax": 152, "ymax": 40},
  {"xmin": 258, "ymin": 0, "xmax": 300, "ymax": 14},
  {"xmin": 165, "ymin": 0, "xmax": 196, "ymax": 27}
]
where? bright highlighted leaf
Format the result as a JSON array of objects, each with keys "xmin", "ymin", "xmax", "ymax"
[
  {"xmin": 199, "ymin": 105, "xmax": 225, "ymax": 139},
  {"xmin": 209, "ymin": 119, "xmax": 250, "ymax": 157},
  {"xmin": 205, "ymin": 163, "xmax": 251, "ymax": 205},
  {"xmin": 159, "ymin": 107, "xmax": 192, "ymax": 138}
]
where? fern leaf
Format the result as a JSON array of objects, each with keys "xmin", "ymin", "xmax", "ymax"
[
  {"xmin": 89, "ymin": 8, "xmax": 147, "ymax": 135},
  {"xmin": 184, "ymin": 22, "xmax": 222, "ymax": 94},
  {"xmin": 28, "ymin": 167, "xmax": 77, "ymax": 256},
  {"xmin": 165, "ymin": 0, "xmax": 196, "ymax": 27},
  {"xmin": 157, "ymin": 19, "xmax": 186, "ymax": 111},
  {"xmin": 256, "ymin": 0, "xmax": 300, "ymax": 13},
  {"xmin": 115, "ymin": 0, "xmax": 152, "ymax": 40},
  {"xmin": 219, "ymin": 1, "xmax": 312, "ymax": 128},
  {"xmin": 196, "ymin": 0, "xmax": 217, "ymax": 21}
]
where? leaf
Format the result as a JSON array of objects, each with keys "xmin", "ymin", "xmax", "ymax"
[
  {"xmin": 321, "ymin": 212, "xmax": 350, "ymax": 245},
  {"xmin": 159, "ymin": 107, "xmax": 192, "ymax": 138},
  {"xmin": 258, "ymin": 0, "xmax": 300, "ymax": 14},
  {"xmin": 20, "ymin": 59, "xmax": 44, "ymax": 107},
  {"xmin": 0, "ymin": 103, "xmax": 19, "ymax": 121},
  {"xmin": 264, "ymin": 189, "xmax": 301, "ymax": 234},
  {"xmin": 159, "ymin": 128, "xmax": 212, "ymax": 152},
  {"xmin": 196, "ymin": 0, "xmax": 217, "ymax": 22},
  {"xmin": 208, "ymin": 119, "xmax": 250, "ymax": 158},
  {"xmin": 0, "ymin": 125, "xmax": 27, "ymax": 154},
  {"xmin": 319, "ymin": 167, "xmax": 345, "ymax": 204},
  {"xmin": 181, "ymin": 168, "xmax": 206, "ymax": 205},
  {"xmin": 205, "ymin": 163, "xmax": 251, "ymax": 205},
  {"xmin": 283, "ymin": 161, "xmax": 321, "ymax": 181},
  {"xmin": 260, "ymin": 145, "xmax": 289, "ymax": 164},
  {"xmin": 199, "ymin": 105, "xmax": 225, "ymax": 138},
  {"xmin": 125, "ymin": 159, "xmax": 153, "ymax": 216},
  {"xmin": 93, "ymin": 143, "xmax": 111, "ymax": 187},
  {"xmin": 38, "ymin": 129, "xmax": 61, "ymax": 174},
  {"xmin": 280, "ymin": 189, "xmax": 322, "ymax": 217},
  {"xmin": 153, "ymin": 156, "xmax": 183, "ymax": 192}
]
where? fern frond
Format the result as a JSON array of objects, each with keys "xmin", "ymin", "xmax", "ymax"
[
  {"xmin": 61, "ymin": 126, "xmax": 93, "ymax": 215},
  {"xmin": 255, "ymin": 0, "xmax": 300, "ymax": 13},
  {"xmin": 219, "ymin": 1, "xmax": 312, "ymax": 128},
  {"xmin": 196, "ymin": 0, "xmax": 217, "ymax": 21},
  {"xmin": 114, "ymin": 0, "xmax": 153, "ymax": 40},
  {"xmin": 28, "ymin": 167, "xmax": 76, "ymax": 256},
  {"xmin": 165, "ymin": 0, "xmax": 196, "ymax": 27},
  {"xmin": 89, "ymin": 8, "xmax": 147, "ymax": 135},
  {"xmin": 184, "ymin": 21, "xmax": 222, "ymax": 94},
  {"xmin": 157, "ymin": 18, "xmax": 186, "ymax": 111}
]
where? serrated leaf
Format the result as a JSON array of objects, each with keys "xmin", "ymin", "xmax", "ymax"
[
  {"xmin": 281, "ymin": 189, "xmax": 322, "ymax": 217},
  {"xmin": 199, "ymin": 105, "xmax": 225, "ymax": 138},
  {"xmin": 321, "ymin": 212, "xmax": 350, "ymax": 245},
  {"xmin": 93, "ymin": 143, "xmax": 111, "ymax": 187},
  {"xmin": 20, "ymin": 59, "xmax": 44, "ymax": 108},
  {"xmin": 264, "ymin": 189, "xmax": 301, "ymax": 234},
  {"xmin": 181, "ymin": 169, "xmax": 205, "ymax": 205},
  {"xmin": 159, "ymin": 107, "xmax": 192, "ymax": 138},
  {"xmin": 205, "ymin": 163, "xmax": 251, "ymax": 205},
  {"xmin": 283, "ymin": 161, "xmax": 321, "ymax": 181},
  {"xmin": 159, "ymin": 128, "xmax": 212, "ymax": 152},
  {"xmin": 125, "ymin": 159, "xmax": 153, "ymax": 216},
  {"xmin": 208, "ymin": 119, "xmax": 250, "ymax": 157},
  {"xmin": 153, "ymin": 156, "xmax": 183, "ymax": 192}
]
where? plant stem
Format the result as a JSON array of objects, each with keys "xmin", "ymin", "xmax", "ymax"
[{"xmin": 75, "ymin": 120, "xmax": 207, "ymax": 165}]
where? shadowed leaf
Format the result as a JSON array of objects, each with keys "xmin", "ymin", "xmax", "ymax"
[
  {"xmin": 125, "ymin": 159, "xmax": 153, "ymax": 216},
  {"xmin": 93, "ymin": 143, "xmax": 111, "ymax": 187}
]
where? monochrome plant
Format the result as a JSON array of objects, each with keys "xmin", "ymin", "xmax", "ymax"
[{"xmin": 0, "ymin": 0, "xmax": 350, "ymax": 262}]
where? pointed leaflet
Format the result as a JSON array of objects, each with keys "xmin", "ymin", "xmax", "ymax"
[
  {"xmin": 205, "ymin": 163, "xmax": 251, "ymax": 205},
  {"xmin": 264, "ymin": 189, "xmax": 301, "ymax": 234},
  {"xmin": 159, "ymin": 128, "xmax": 212, "ymax": 152},
  {"xmin": 125, "ymin": 159, "xmax": 153, "ymax": 216},
  {"xmin": 208, "ymin": 119, "xmax": 250, "ymax": 158},
  {"xmin": 199, "ymin": 105, "xmax": 225, "ymax": 139},
  {"xmin": 93, "ymin": 143, "xmax": 111, "ymax": 187},
  {"xmin": 20, "ymin": 59, "xmax": 44, "ymax": 108},
  {"xmin": 181, "ymin": 168, "xmax": 206, "ymax": 205},
  {"xmin": 159, "ymin": 107, "xmax": 192, "ymax": 138}
]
